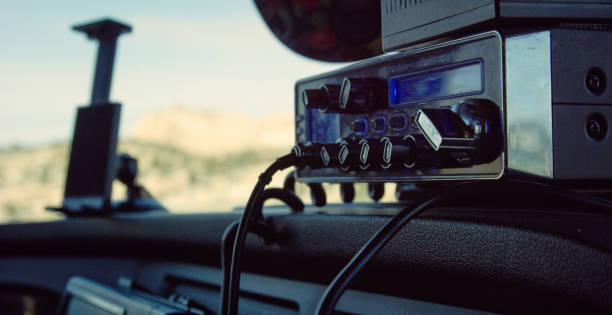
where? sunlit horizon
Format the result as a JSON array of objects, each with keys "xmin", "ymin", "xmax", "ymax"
[{"xmin": 0, "ymin": 1, "xmax": 344, "ymax": 147}]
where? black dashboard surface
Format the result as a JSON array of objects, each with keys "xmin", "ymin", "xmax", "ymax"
[{"xmin": 0, "ymin": 203, "xmax": 611, "ymax": 314}]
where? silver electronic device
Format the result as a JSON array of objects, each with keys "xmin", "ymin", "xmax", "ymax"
[
  {"xmin": 381, "ymin": 0, "xmax": 612, "ymax": 51},
  {"xmin": 294, "ymin": 28, "xmax": 611, "ymax": 182},
  {"xmin": 57, "ymin": 277, "xmax": 203, "ymax": 315}
]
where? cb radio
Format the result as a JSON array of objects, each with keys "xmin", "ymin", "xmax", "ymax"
[{"xmin": 294, "ymin": 26, "xmax": 612, "ymax": 183}]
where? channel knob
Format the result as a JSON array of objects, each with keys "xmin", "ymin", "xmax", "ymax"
[
  {"xmin": 301, "ymin": 84, "xmax": 341, "ymax": 112},
  {"xmin": 320, "ymin": 143, "xmax": 342, "ymax": 168},
  {"xmin": 382, "ymin": 136, "xmax": 417, "ymax": 169},
  {"xmin": 357, "ymin": 138, "xmax": 388, "ymax": 170},
  {"xmin": 338, "ymin": 139, "xmax": 362, "ymax": 171},
  {"xmin": 339, "ymin": 78, "xmax": 380, "ymax": 113},
  {"xmin": 301, "ymin": 89, "xmax": 326, "ymax": 109}
]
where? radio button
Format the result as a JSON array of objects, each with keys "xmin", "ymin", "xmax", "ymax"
[
  {"xmin": 390, "ymin": 113, "xmax": 407, "ymax": 130},
  {"xmin": 351, "ymin": 118, "xmax": 368, "ymax": 136},
  {"xmin": 371, "ymin": 116, "xmax": 387, "ymax": 133}
]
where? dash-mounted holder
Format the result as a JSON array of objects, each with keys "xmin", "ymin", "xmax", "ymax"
[
  {"xmin": 73, "ymin": 19, "xmax": 131, "ymax": 105},
  {"xmin": 114, "ymin": 153, "xmax": 166, "ymax": 213},
  {"xmin": 50, "ymin": 103, "xmax": 122, "ymax": 216},
  {"xmin": 47, "ymin": 18, "xmax": 155, "ymax": 217}
]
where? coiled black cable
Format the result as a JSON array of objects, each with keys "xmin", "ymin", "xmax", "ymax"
[
  {"xmin": 224, "ymin": 153, "xmax": 299, "ymax": 315},
  {"xmin": 220, "ymin": 188, "xmax": 304, "ymax": 315}
]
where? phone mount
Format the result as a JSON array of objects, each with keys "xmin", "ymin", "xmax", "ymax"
[
  {"xmin": 48, "ymin": 18, "xmax": 165, "ymax": 216},
  {"xmin": 73, "ymin": 19, "xmax": 131, "ymax": 105}
]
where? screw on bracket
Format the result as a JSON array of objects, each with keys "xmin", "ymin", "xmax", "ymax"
[
  {"xmin": 585, "ymin": 67, "xmax": 607, "ymax": 96},
  {"xmin": 586, "ymin": 113, "xmax": 607, "ymax": 142}
]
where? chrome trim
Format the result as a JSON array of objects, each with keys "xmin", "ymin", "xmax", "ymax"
[
  {"xmin": 416, "ymin": 110, "xmax": 442, "ymax": 151},
  {"xmin": 505, "ymin": 31, "xmax": 554, "ymax": 178},
  {"xmin": 71, "ymin": 294, "xmax": 125, "ymax": 315},
  {"xmin": 62, "ymin": 196, "xmax": 106, "ymax": 212}
]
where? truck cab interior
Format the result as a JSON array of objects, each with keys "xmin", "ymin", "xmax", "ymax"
[{"xmin": 1, "ymin": 1, "xmax": 611, "ymax": 314}]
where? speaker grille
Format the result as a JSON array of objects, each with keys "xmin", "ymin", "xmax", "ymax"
[{"xmin": 384, "ymin": 0, "xmax": 427, "ymax": 15}]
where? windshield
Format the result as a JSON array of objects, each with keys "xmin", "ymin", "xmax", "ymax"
[{"xmin": 0, "ymin": 1, "xmax": 394, "ymax": 223}]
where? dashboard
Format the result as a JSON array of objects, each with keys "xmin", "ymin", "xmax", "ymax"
[{"xmin": 0, "ymin": 202, "xmax": 611, "ymax": 314}]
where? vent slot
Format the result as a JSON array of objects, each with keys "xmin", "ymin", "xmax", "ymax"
[
  {"xmin": 385, "ymin": 0, "xmax": 427, "ymax": 15},
  {"xmin": 166, "ymin": 276, "xmax": 300, "ymax": 314}
]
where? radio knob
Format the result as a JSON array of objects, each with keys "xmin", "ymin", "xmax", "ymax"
[
  {"xmin": 302, "ymin": 89, "xmax": 325, "ymax": 109},
  {"xmin": 323, "ymin": 84, "xmax": 342, "ymax": 112},
  {"xmin": 339, "ymin": 78, "xmax": 380, "ymax": 113},
  {"xmin": 320, "ymin": 143, "xmax": 342, "ymax": 168},
  {"xmin": 357, "ymin": 138, "xmax": 388, "ymax": 170},
  {"xmin": 338, "ymin": 139, "xmax": 362, "ymax": 171},
  {"xmin": 380, "ymin": 136, "xmax": 417, "ymax": 169},
  {"xmin": 301, "ymin": 84, "xmax": 341, "ymax": 112}
]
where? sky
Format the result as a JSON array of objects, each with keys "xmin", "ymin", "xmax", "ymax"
[{"xmin": 0, "ymin": 1, "xmax": 342, "ymax": 146}]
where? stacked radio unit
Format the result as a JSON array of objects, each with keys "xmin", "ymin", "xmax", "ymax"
[{"xmin": 294, "ymin": 0, "xmax": 612, "ymax": 183}]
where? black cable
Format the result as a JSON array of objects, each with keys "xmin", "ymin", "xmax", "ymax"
[
  {"xmin": 284, "ymin": 170, "xmax": 327, "ymax": 207},
  {"xmin": 283, "ymin": 171, "xmax": 296, "ymax": 192},
  {"xmin": 225, "ymin": 153, "xmax": 299, "ymax": 315},
  {"xmin": 220, "ymin": 188, "xmax": 304, "ymax": 314},
  {"xmin": 315, "ymin": 179, "xmax": 612, "ymax": 315},
  {"xmin": 220, "ymin": 220, "xmax": 239, "ymax": 315},
  {"xmin": 340, "ymin": 183, "xmax": 355, "ymax": 204},
  {"xmin": 253, "ymin": 188, "xmax": 305, "ymax": 216},
  {"xmin": 308, "ymin": 183, "xmax": 327, "ymax": 207}
]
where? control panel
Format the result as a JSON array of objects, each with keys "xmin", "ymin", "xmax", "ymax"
[{"xmin": 294, "ymin": 32, "xmax": 504, "ymax": 183}]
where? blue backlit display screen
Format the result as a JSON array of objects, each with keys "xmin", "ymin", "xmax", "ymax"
[
  {"xmin": 306, "ymin": 108, "xmax": 340, "ymax": 143},
  {"xmin": 388, "ymin": 60, "xmax": 483, "ymax": 107}
]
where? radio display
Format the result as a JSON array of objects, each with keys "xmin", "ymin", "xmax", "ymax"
[
  {"xmin": 306, "ymin": 108, "xmax": 340, "ymax": 143},
  {"xmin": 388, "ymin": 59, "xmax": 483, "ymax": 107}
]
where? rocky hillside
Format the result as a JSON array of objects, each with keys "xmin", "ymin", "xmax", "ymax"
[
  {"xmin": 0, "ymin": 107, "xmax": 393, "ymax": 223},
  {"xmin": 128, "ymin": 107, "xmax": 294, "ymax": 156}
]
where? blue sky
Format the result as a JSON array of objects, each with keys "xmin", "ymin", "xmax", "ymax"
[{"xmin": 0, "ymin": 1, "xmax": 341, "ymax": 146}]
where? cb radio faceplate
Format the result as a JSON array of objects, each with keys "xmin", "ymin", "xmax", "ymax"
[
  {"xmin": 295, "ymin": 28, "xmax": 612, "ymax": 183},
  {"xmin": 295, "ymin": 32, "xmax": 504, "ymax": 183}
]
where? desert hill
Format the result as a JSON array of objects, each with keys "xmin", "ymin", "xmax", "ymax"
[
  {"xmin": 128, "ymin": 107, "xmax": 294, "ymax": 156},
  {"xmin": 0, "ymin": 107, "xmax": 390, "ymax": 223}
]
